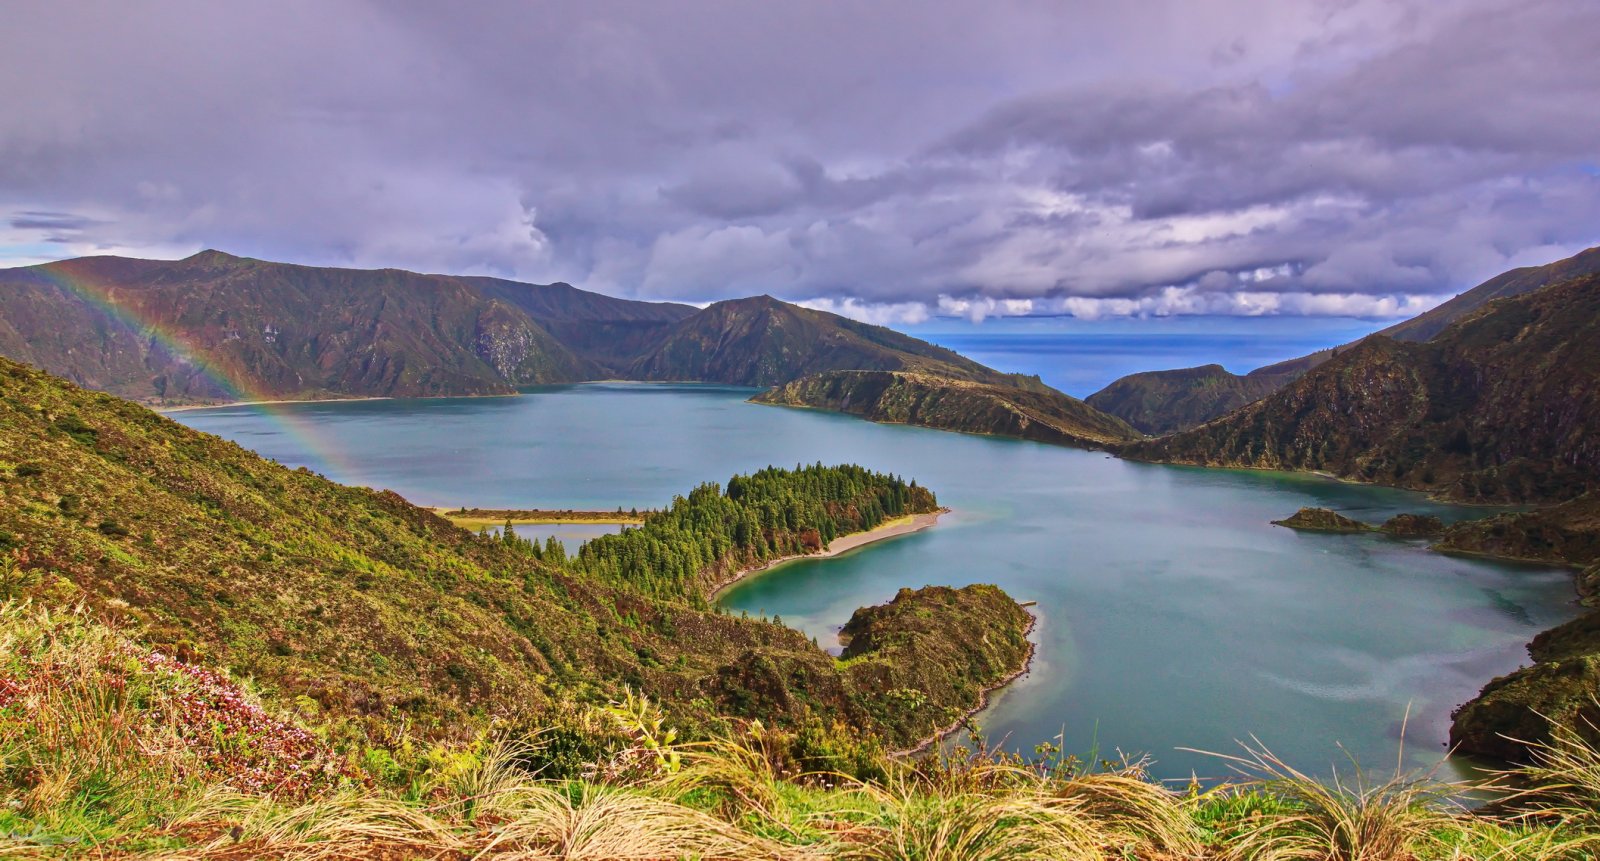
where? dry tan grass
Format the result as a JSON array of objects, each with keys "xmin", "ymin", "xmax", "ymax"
[
  {"xmin": 1196, "ymin": 739, "xmax": 1460, "ymax": 861},
  {"xmin": 472, "ymin": 783, "xmax": 801, "ymax": 860}
]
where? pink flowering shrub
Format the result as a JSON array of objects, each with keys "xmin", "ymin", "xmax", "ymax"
[
  {"xmin": 0, "ymin": 605, "xmax": 353, "ymax": 810},
  {"xmin": 133, "ymin": 648, "xmax": 354, "ymax": 795}
]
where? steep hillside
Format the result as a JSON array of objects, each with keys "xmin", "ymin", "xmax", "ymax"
[
  {"xmin": 1089, "ymin": 246, "xmax": 1600, "ymax": 433},
  {"xmin": 1120, "ymin": 274, "xmax": 1600, "ymax": 503},
  {"xmin": 627, "ymin": 296, "xmax": 1046, "ymax": 388},
  {"xmin": 0, "ymin": 355, "xmax": 1030, "ymax": 751},
  {"xmin": 1085, "ymin": 363, "xmax": 1293, "ymax": 435},
  {"xmin": 0, "ymin": 252, "xmax": 1067, "ymax": 414},
  {"xmin": 0, "ymin": 251, "xmax": 602, "ymax": 403},
  {"xmin": 463, "ymin": 275, "xmax": 697, "ymax": 372},
  {"xmin": 754, "ymin": 370, "xmax": 1138, "ymax": 448}
]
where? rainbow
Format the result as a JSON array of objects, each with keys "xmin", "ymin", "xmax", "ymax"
[{"xmin": 29, "ymin": 262, "xmax": 365, "ymax": 482}]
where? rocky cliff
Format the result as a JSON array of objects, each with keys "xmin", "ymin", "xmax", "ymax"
[{"xmin": 753, "ymin": 370, "xmax": 1139, "ymax": 448}]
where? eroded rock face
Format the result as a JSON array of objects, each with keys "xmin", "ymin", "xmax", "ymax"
[{"xmin": 1271, "ymin": 507, "xmax": 1373, "ymax": 533}]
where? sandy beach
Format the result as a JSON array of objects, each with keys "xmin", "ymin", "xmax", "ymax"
[{"xmin": 708, "ymin": 507, "xmax": 949, "ymax": 598}]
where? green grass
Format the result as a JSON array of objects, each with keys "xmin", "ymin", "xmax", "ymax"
[{"xmin": 7, "ymin": 606, "xmax": 1597, "ymax": 860}]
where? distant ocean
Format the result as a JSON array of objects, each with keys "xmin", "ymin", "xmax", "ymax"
[{"xmin": 902, "ymin": 315, "xmax": 1388, "ymax": 398}]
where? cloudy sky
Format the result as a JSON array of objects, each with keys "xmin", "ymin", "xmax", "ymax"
[{"xmin": 3, "ymin": 0, "xmax": 1597, "ymax": 323}]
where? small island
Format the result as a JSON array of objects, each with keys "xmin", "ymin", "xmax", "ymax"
[
  {"xmin": 1272, "ymin": 507, "xmax": 1446, "ymax": 537},
  {"xmin": 1271, "ymin": 507, "xmax": 1374, "ymax": 533}
]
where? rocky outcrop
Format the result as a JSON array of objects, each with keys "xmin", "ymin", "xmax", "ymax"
[
  {"xmin": 1443, "ymin": 495, "xmax": 1600, "ymax": 761},
  {"xmin": 1380, "ymin": 513, "xmax": 1446, "ymax": 537},
  {"xmin": 1451, "ymin": 611, "xmax": 1600, "ymax": 762},
  {"xmin": 1435, "ymin": 494, "xmax": 1600, "ymax": 566},
  {"xmin": 1272, "ymin": 507, "xmax": 1374, "ymax": 533},
  {"xmin": 753, "ymin": 370, "xmax": 1139, "ymax": 448}
]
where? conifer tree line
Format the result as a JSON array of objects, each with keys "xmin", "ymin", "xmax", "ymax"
[{"xmin": 499, "ymin": 463, "xmax": 936, "ymax": 601}]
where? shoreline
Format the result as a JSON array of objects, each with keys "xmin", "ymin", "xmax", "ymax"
[
  {"xmin": 892, "ymin": 607, "xmax": 1039, "ymax": 758},
  {"xmin": 155, "ymin": 395, "xmax": 399, "ymax": 413},
  {"xmin": 431, "ymin": 506, "xmax": 646, "ymax": 527},
  {"xmin": 153, "ymin": 381, "xmax": 759, "ymax": 414},
  {"xmin": 708, "ymin": 508, "xmax": 949, "ymax": 600}
]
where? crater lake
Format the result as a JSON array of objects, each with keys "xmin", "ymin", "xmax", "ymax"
[{"xmin": 171, "ymin": 382, "xmax": 1579, "ymax": 781}]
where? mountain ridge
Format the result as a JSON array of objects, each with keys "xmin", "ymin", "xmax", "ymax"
[
  {"xmin": 1087, "ymin": 246, "xmax": 1600, "ymax": 434},
  {"xmin": 1119, "ymin": 272, "xmax": 1600, "ymax": 503},
  {"xmin": 0, "ymin": 250, "xmax": 1075, "ymax": 401}
]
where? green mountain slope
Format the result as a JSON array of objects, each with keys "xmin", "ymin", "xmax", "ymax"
[
  {"xmin": 0, "ymin": 251, "xmax": 603, "ymax": 403},
  {"xmin": 461, "ymin": 275, "xmax": 698, "ymax": 373},
  {"xmin": 1088, "ymin": 247, "xmax": 1600, "ymax": 433},
  {"xmin": 1084, "ymin": 363, "xmax": 1294, "ymax": 436},
  {"xmin": 1119, "ymin": 273, "xmax": 1600, "ymax": 503},
  {"xmin": 0, "ymin": 252, "xmax": 1080, "ymax": 424},
  {"xmin": 755, "ymin": 370, "xmax": 1138, "ymax": 447},
  {"xmin": 0, "ymin": 355, "xmax": 1030, "ymax": 751},
  {"xmin": 626, "ymin": 295, "xmax": 1046, "ymax": 389}
]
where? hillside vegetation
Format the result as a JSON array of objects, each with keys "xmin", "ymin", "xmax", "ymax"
[
  {"xmin": 1085, "ymin": 363, "xmax": 1293, "ymax": 436},
  {"xmin": 754, "ymin": 370, "xmax": 1138, "ymax": 448},
  {"xmin": 0, "ymin": 251, "xmax": 1062, "ymax": 399},
  {"xmin": 1121, "ymin": 273, "xmax": 1600, "ymax": 504},
  {"xmin": 566, "ymin": 463, "xmax": 939, "ymax": 600},
  {"xmin": 7, "ymin": 601, "xmax": 1600, "ymax": 859},
  {"xmin": 1088, "ymin": 246, "xmax": 1600, "ymax": 433},
  {"xmin": 625, "ymin": 295, "xmax": 1045, "ymax": 389},
  {"xmin": 0, "ymin": 355, "xmax": 1031, "ymax": 758}
]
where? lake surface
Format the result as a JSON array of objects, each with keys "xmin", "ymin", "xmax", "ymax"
[
  {"xmin": 173, "ymin": 383, "xmax": 1577, "ymax": 781},
  {"xmin": 486, "ymin": 522, "xmax": 626, "ymax": 555}
]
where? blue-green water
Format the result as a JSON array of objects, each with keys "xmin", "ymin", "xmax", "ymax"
[
  {"xmin": 173, "ymin": 383, "xmax": 1577, "ymax": 781},
  {"xmin": 486, "ymin": 522, "xmax": 625, "ymax": 555}
]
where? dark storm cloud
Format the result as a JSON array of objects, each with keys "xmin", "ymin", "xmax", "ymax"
[{"xmin": 1, "ymin": 0, "xmax": 1596, "ymax": 320}]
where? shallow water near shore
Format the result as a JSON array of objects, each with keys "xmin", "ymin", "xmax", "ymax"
[{"xmin": 173, "ymin": 382, "xmax": 1579, "ymax": 782}]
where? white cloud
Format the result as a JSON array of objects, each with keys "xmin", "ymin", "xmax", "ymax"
[{"xmin": 796, "ymin": 297, "xmax": 931, "ymax": 326}]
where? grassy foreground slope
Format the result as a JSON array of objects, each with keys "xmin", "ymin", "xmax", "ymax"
[
  {"xmin": 0, "ymin": 355, "xmax": 1030, "ymax": 755},
  {"xmin": 7, "ymin": 603, "xmax": 1600, "ymax": 859}
]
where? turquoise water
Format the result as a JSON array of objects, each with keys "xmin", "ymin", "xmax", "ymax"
[
  {"xmin": 486, "ymin": 522, "xmax": 625, "ymax": 555},
  {"xmin": 173, "ymin": 383, "xmax": 1577, "ymax": 781}
]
